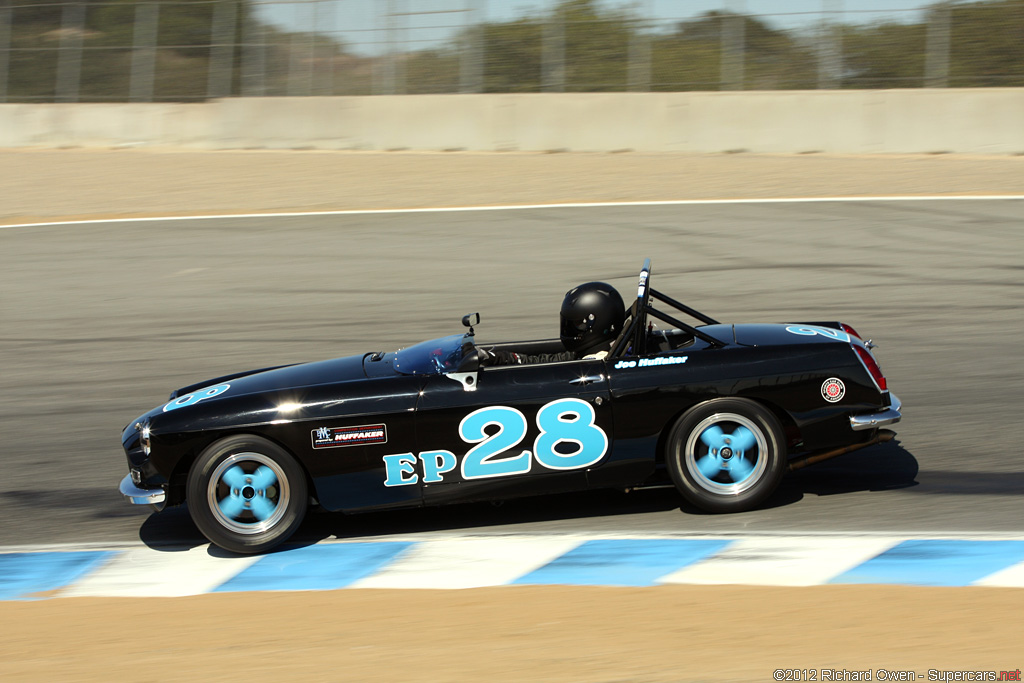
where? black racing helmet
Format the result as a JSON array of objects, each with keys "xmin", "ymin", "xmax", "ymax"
[{"xmin": 560, "ymin": 282, "xmax": 626, "ymax": 355}]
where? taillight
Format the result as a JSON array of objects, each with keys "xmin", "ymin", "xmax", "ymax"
[
  {"xmin": 840, "ymin": 323, "xmax": 862, "ymax": 340},
  {"xmin": 853, "ymin": 345, "xmax": 887, "ymax": 392}
]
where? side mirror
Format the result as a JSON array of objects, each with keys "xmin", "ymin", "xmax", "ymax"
[{"xmin": 462, "ymin": 312, "xmax": 480, "ymax": 336}]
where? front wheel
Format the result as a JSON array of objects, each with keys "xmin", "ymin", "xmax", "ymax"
[
  {"xmin": 186, "ymin": 435, "xmax": 308, "ymax": 554},
  {"xmin": 666, "ymin": 399, "xmax": 786, "ymax": 513}
]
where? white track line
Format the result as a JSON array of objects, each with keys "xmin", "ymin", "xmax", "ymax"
[
  {"xmin": 59, "ymin": 545, "xmax": 261, "ymax": 598},
  {"xmin": 350, "ymin": 537, "xmax": 585, "ymax": 589},
  {"xmin": 659, "ymin": 536, "xmax": 901, "ymax": 587},
  {"xmin": 2, "ymin": 195, "xmax": 1023, "ymax": 231},
  {"xmin": 972, "ymin": 560, "xmax": 1024, "ymax": 588}
]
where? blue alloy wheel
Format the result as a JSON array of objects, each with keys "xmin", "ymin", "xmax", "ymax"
[
  {"xmin": 686, "ymin": 413, "xmax": 768, "ymax": 495},
  {"xmin": 209, "ymin": 453, "xmax": 290, "ymax": 535},
  {"xmin": 187, "ymin": 435, "xmax": 309, "ymax": 554},
  {"xmin": 666, "ymin": 398, "xmax": 787, "ymax": 513}
]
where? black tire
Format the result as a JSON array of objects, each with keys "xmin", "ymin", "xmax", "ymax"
[
  {"xmin": 666, "ymin": 398, "xmax": 786, "ymax": 513},
  {"xmin": 186, "ymin": 435, "xmax": 308, "ymax": 554}
]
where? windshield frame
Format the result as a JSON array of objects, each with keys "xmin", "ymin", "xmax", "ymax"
[{"xmin": 393, "ymin": 333, "xmax": 473, "ymax": 376}]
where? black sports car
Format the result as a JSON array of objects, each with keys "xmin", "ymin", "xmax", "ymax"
[{"xmin": 119, "ymin": 259, "xmax": 901, "ymax": 553}]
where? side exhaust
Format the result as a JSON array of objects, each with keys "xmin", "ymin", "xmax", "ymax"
[{"xmin": 788, "ymin": 429, "xmax": 896, "ymax": 472}]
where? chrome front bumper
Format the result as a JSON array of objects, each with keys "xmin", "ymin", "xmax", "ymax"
[
  {"xmin": 119, "ymin": 473, "xmax": 166, "ymax": 506},
  {"xmin": 849, "ymin": 393, "xmax": 902, "ymax": 431}
]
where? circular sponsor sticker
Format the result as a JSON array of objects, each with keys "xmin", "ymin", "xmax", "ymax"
[{"xmin": 821, "ymin": 377, "xmax": 845, "ymax": 403}]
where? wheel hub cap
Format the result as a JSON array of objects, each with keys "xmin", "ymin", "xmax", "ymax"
[
  {"xmin": 684, "ymin": 412, "xmax": 770, "ymax": 496},
  {"xmin": 208, "ymin": 452, "xmax": 291, "ymax": 535}
]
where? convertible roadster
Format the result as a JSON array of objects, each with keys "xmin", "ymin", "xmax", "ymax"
[{"xmin": 119, "ymin": 259, "xmax": 901, "ymax": 553}]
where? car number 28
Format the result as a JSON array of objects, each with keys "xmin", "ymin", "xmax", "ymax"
[{"xmin": 382, "ymin": 399, "xmax": 608, "ymax": 487}]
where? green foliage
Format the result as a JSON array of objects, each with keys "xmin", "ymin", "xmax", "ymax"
[
  {"xmin": 4, "ymin": 0, "xmax": 254, "ymax": 101},
  {"xmin": 842, "ymin": 21, "xmax": 928, "ymax": 88},
  {"xmin": 2, "ymin": 0, "xmax": 1023, "ymax": 101},
  {"xmin": 650, "ymin": 11, "xmax": 818, "ymax": 91},
  {"xmin": 948, "ymin": 0, "xmax": 1024, "ymax": 86},
  {"xmin": 438, "ymin": 2, "xmax": 819, "ymax": 92},
  {"xmin": 476, "ymin": 0, "xmax": 632, "ymax": 91},
  {"xmin": 560, "ymin": 0, "xmax": 631, "ymax": 91},
  {"xmin": 404, "ymin": 48, "xmax": 461, "ymax": 94},
  {"xmin": 839, "ymin": 0, "xmax": 1023, "ymax": 88},
  {"xmin": 482, "ymin": 18, "xmax": 543, "ymax": 92}
]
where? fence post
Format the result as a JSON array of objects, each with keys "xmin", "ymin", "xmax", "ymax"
[
  {"xmin": 628, "ymin": 0, "xmax": 652, "ymax": 92},
  {"xmin": 720, "ymin": 0, "xmax": 745, "ymax": 91},
  {"xmin": 460, "ymin": 0, "xmax": 484, "ymax": 93},
  {"xmin": 315, "ymin": 0, "xmax": 336, "ymax": 95},
  {"xmin": 0, "ymin": 0, "xmax": 11, "ymax": 103},
  {"xmin": 55, "ymin": 1, "xmax": 86, "ymax": 102},
  {"xmin": 925, "ymin": 1, "xmax": 951, "ymax": 88},
  {"xmin": 241, "ymin": 9, "xmax": 266, "ymax": 96},
  {"xmin": 542, "ymin": 6, "xmax": 565, "ymax": 92},
  {"xmin": 130, "ymin": 2, "xmax": 159, "ymax": 102},
  {"xmin": 817, "ymin": 0, "xmax": 843, "ymax": 89},
  {"xmin": 286, "ymin": 1, "xmax": 314, "ymax": 96},
  {"xmin": 207, "ymin": 0, "xmax": 237, "ymax": 99},
  {"xmin": 377, "ymin": 0, "xmax": 405, "ymax": 94}
]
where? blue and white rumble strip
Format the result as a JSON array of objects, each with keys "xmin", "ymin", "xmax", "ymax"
[{"xmin": 3, "ymin": 535, "xmax": 1024, "ymax": 600}]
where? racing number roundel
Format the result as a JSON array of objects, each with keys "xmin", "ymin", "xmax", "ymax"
[{"xmin": 821, "ymin": 378, "xmax": 845, "ymax": 403}]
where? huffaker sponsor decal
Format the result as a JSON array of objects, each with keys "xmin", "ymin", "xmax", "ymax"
[{"xmin": 312, "ymin": 424, "xmax": 387, "ymax": 449}]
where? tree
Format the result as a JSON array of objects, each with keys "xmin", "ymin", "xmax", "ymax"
[
  {"xmin": 842, "ymin": 20, "xmax": 928, "ymax": 88},
  {"xmin": 652, "ymin": 11, "xmax": 817, "ymax": 91},
  {"xmin": 948, "ymin": 0, "xmax": 1024, "ymax": 86}
]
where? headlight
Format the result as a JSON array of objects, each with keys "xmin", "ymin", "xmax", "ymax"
[{"xmin": 135, "ymin": 421, "xmax": 152, "ymax": 455}]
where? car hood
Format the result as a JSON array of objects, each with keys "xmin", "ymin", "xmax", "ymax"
[
  {"xmin": 171, "ymin": 353, "xmax": 370, "ymax": 403},
  {"xmin": 123, "ymin": 353, "xmax": 383, "ymax": 443}
]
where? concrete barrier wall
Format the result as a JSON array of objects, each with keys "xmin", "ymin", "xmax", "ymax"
[{"xmin": 1, "ymin": 90, "xmax": 1022, "ymax": 154}]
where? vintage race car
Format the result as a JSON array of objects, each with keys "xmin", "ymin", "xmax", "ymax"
[{"xmin": 119, "ymin": 259, "xmax": 901, "ymax": 553}]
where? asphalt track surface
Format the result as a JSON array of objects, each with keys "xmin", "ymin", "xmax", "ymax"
[{"xmin": 1, "ymin": 198, "xmax": 1022, "ymax": 549}]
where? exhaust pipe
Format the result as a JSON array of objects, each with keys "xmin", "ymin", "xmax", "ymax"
[{"xmin": 788, "ymin": 429, "xmax": 896, "ymax": 472}]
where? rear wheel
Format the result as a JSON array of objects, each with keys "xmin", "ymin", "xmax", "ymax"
[
  {"xmin": 666, "ymin": 399, "xmax": 786, "ymax": 513},
  {"xmin": 187, "ymin": 435, "xmax": 308, "ymax": 554}
]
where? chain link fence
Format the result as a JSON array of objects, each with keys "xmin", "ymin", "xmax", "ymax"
[{"xmin": 1, "ymin": 0, "xmax": 1022, "ymax": 102}]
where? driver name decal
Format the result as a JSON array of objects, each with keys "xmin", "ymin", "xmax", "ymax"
[
  {"xmin": 382, "ymin": 398, "xmax": 608, "ymax": 487},
  {"xmin": 313, "ymin": 424, "xmax": 387, "ymax": 449},
  {"xmin": 614, "ymin": 356, "xmax": 688, "ymax": 370}
]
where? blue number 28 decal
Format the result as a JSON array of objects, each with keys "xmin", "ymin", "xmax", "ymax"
[
  {"xmin": 534, "ymin": 399, "xmax": 607, "ymax": 471},
  {"xmin": 460, "ymin": 406, "xmax": 532, "ymax": 479},
  {"xmin": 383, "ymin": 399, "xmax": 608, "ymax": 487}
]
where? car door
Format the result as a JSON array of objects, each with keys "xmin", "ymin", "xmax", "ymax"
[{"xmin": 410, "ymin": 358, "xmax": 614, "ymax": 505}]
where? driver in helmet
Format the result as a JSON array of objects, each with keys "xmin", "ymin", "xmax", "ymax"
[
  {"xmin": 483, "ymin": 282, "xmax": 626, "ymax": 364},
  {"xmin": 558, "ymin": 281, "xmax": 626, "ymax": 359}
]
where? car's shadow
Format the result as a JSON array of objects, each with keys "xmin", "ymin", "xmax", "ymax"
[{"xmin": 138, "ymin": 439, "xmax": 919, "ymax": 552}]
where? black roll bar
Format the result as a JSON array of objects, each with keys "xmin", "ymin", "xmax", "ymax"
[
  {"xmin": 609, "ymin": 258, "xmax": 726, "ymax": 358},
  {"xmin": 649, "ymin": 288, "xmax": 720, "ymax": 326},
  {"xmin": 646, "ymin": 308, "xmax": 727, "ymax": 348}
]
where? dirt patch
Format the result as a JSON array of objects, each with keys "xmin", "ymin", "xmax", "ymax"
[
  {"xmin": 1, "ymin": 585, "xmax": 1021, "ymax": 682},
  {"xmin": 2, "ymin": 149, "xmax": 1022, "ymax": 224}
]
